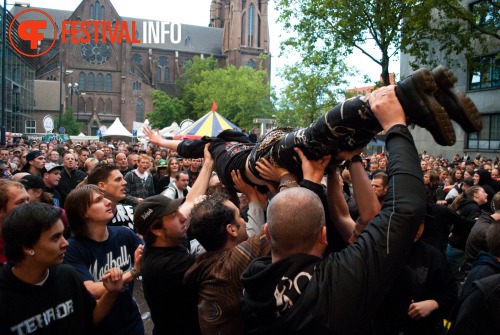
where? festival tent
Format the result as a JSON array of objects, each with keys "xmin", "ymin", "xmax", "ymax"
[
  {"xmin": 102, "ymin": 118, "xmax": 133, "ymax": 138},
  {"xmin": 70, "ymin": 133, "xmax": 99, "ymax": 142},
  {"xmin": 173, "ymin": 104, "xmax": 240, "ymax": 139}
]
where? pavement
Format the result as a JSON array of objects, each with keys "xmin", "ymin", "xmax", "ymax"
[{"xmin": 133, "ymin": 278, "xmax": 154, "ymax": 335}]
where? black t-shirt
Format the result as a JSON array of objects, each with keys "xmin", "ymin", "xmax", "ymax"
[
  {"xmin": 0, "ymin": 264, "xmax": 96, "ymax": 335},
  {"xmin": 141, "ymin": 245, "xmax": 197, "ymax": 335}
]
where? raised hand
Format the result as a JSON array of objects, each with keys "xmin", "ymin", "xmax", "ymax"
[
  {"xmin": 294, "ymin": 147, "xmax": 331, "ymax": 184},
  {"xmin": 102, "ymin": 267, "xmax": 124, "ymax": 293},
  {"xmin": 255, "ymin": 158, "xmax": 289, "ymax": 182},
  {"xmin": 143, "ymin": 126, "xmax": 163, "ymax": 146}
]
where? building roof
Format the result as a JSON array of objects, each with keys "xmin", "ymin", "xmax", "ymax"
[
  {"xmin": 34, "ymin": 80, "xmax": 60, "ymax": 111},
  {"xmin": 11, "ymin": 6, "xmax": 224, "ymax": 56}
]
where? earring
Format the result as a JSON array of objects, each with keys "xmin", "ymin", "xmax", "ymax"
[{"xmin": 29, "ymin": 250, "xmax": 35, "ymax": 256}]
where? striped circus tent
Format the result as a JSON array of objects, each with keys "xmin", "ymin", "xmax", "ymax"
[{"xmin": 173, "ymin": 111, "xmax": 241, "ymax": 140}]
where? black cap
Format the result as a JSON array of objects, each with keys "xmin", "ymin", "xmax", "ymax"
[
  {"xmin": 22, "ymin": 150, "xmax": 43, "ymax": 171},
  {"xmin": 134, "ymin": 195, "xmax": 184, "ymax": 236},
  {"xmin": 19, "ymin": 175, "xmax": 45, "ymax": 190}
]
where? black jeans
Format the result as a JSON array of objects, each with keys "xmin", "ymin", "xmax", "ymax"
[{"xmin": 248, "ymin": 95, "xmax": 382, "ymax": 179}]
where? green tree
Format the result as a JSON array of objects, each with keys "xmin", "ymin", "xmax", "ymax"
[
  {"xmin": 147, "ymin": 90, "xmax": 187, "ymax": 129},
  {"xmin": 179, "ymin": 56, "xmax": 274, "ymax": 130},
  {"xmin": 275, "ymin": 62, "xmax": 348, "ymax": 127},
  {"xmin": 275, "ymin": 0, "xmax": 498, "ymax": 85},
  {"xmin": 55, "ymin": 108, "xmax": 82, "ymax": 135}
]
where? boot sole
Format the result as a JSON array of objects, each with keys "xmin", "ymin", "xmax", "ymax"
[
  {"xmin": 432, "ymin": 66, "xmax": 482, "ymax": 133},
  {"xmin": 397, "ymin": 68, "xmax": 456, "ymax": 146}
]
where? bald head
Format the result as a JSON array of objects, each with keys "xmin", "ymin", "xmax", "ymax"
[{"xmin": 266, "ymin": 188, "xmax": 325, "ymax": 259}]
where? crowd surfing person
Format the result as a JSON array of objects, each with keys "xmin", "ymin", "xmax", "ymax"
[{"xmin": 144, "ymin": 66, "xmax": 481, "ymax": 190}]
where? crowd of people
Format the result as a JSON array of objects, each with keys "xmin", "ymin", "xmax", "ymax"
[{"xmin": 0, "ymin": 66, "xmax": 499, "ymax": 335}]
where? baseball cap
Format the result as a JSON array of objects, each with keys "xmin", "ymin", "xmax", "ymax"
[
  {"xmin": 134, "ymin": 195, "xmax": 184, "ymax": 236},
  {"xmin": 156, "ymin": 159, "xmax": 168, "ymax": 168},
  {"xmin": 22, "ymin": 151, "xmax": 44, "ymax": 171},
  {"xmin": 19, "ymin": 175, "xmax": 45, "ymax": 190},
  {"xmin": 41, "ymin": 162, "xmax": 64, "ymax": 175}
]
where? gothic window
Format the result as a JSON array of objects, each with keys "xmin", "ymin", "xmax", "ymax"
[
  {"xmin": 247, "ymin": 59, "xmax": 255, "ymax": 69},
  {"xmin": 165, "ymin": 67, "xmax": 170, "ymax": 81},
  {"xmin": 90, "ymin": 5, "xmax": 94, "ymax": 19},
  {"xmin": 100, "ymin": 6, "xmax": 104, "ymax": 20},
  {"xmin": 81, "ymin": 38, "xmax": 112, "ymax": 65},
  {"xmin": 157, "ymin": 66, "xmax": 162, "ymax": 82},
  {"xmin": 79, "ymin": 72, "xmax": 86, "ymax": 90},
  {"xmin": 132, "ymin": 53, "xmax": 142, "ymax": 66},
  {"xmin": 247, "ymin": 4, "xmax": 254, "ymax": 46},
  {"xmin": 96, "ymin": 73, "xmax": 103, "ymax": 91},
  {"xmin": 158, "ymin": 56, "xmax": 168, "ymax": 67},
  {"xmin": 95, "ymin": 1, "xmax": 100, "ymax": 19},
  {"xmin": 88, "ymin": 73, "xmax": 95, "ymax": 90},
  {"xmin": 136, "ymin": 98, "xmax": 145, "ymax": 122},
  {"xmin": 105, "ymin": 74, "xmax": 112, "ymax": 91},
  {"xmin": 133, "ymin": 81, "xmax": 142, "ymax": 91}
]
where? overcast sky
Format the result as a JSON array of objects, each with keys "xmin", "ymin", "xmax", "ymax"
[{"xmin": 15, "ymin": 0, "xmax": 397, "ymax": 92}]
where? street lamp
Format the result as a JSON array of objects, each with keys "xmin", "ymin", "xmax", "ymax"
[{"xmin": 1, "ymin": 1, "xmax": 30, "ymax": 145}]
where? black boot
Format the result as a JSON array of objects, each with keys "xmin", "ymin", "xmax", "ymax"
[
  {"xmin": 396, "ymin": 68, "xmax": 456, "ymax": 146},
  {"xmin": 432, "ymin": 65, "xmax": 482, "ymax": 133}
]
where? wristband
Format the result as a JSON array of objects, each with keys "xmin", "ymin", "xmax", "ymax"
[{"xmin": 129, "ymin": 267, "xmax": 140, "ymax": 279}]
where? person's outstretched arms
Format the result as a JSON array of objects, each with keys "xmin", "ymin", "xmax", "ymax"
[
  {"xmin": 232, "ymin": 170, "xmax": 267, "ymax": 236},
  {"xmin": 327, "ymin": 170, "xmax": 355, "ymax": 243},
  {"xmin": 180, "ymin": 144, "xmax": 214, "ymax": 219},
  {"xmin": 349, "ymin": 158, "xmax": 381, "ymax": 241},
  {"xmin": 143, "ymin": 126, "xmax": 182, "ymax": 151}
]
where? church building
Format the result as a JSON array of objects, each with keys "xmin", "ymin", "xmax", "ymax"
[{"xmin": 11, "ymin": 0, "xmax": 270, "ymax": 135}]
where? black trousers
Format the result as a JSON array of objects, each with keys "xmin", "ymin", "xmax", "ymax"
[{"xmin": 248, "ymin": 95, "xmax": 382, "ymax": 180}]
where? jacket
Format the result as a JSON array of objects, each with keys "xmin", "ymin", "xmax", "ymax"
[{"xmin": 241, "ymin": 126, "xmax": 426, "ymax": 335}]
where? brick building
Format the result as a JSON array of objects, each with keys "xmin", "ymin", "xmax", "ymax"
[{"xmin": 12, "ymin": 0, "xmax": 270, "ymax": 135}]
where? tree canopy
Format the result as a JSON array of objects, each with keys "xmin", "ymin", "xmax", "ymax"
[
  {"xmin": 56, "ymin": 108, "xmax": 82, "ymax": 135},
  {"xmin": 147, "ymin": 90, "xmax": 187, "ymax": 129},
  {"xmin": 177, "ymin": 56, "xmax": 274, "ymax": 130},
  {"xmin": 275, "ymin": 0, "xmax": 499, "ymax": 85}
]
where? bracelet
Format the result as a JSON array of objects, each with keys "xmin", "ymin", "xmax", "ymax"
[{"xmin": 129, "ymin": 267, "xmax": 140, "ymax": 279}]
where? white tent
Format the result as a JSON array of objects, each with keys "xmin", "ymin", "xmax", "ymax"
[
  {"xmin": 159, "ymin": 122, "xmax": 180, "ymax": 137},
  {"xmin": 103, "ymin": 118, "xmax": 133, "ymax": 138},
  {"xmin": 70, "ymin": 133, "xmax": 99, "ymax": 142}
]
